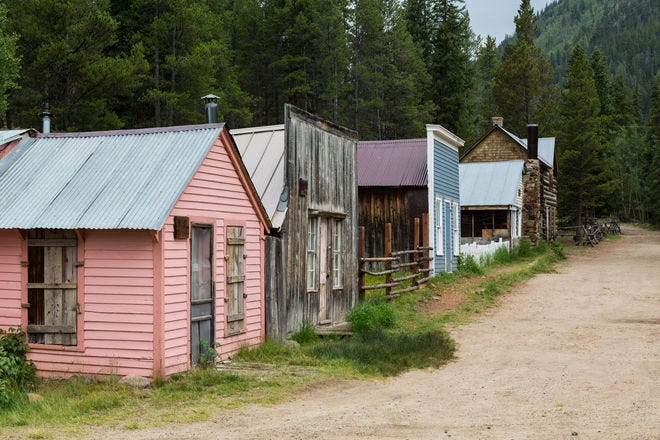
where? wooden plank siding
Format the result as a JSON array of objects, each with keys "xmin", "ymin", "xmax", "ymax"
[
  {"xmin": 358, "ymin": 187, "xmax": 427, "ymax": 257},
  {"xmin": 0, "ymin": 230, "xmax": 23, "ymax": 328},
  {"xmin": 24, "ymin": 230, "xmax": 156, "ymax": 378},
  {"xmin": 433, "ymin": 139, "xmax": 460, "ymax": 272},
  {"xmin": 271, "ymin": 106, "xmax": 358, "ymax": 339},
  {"xmin": 163, "ymin": 134, "xmax": 265, "ymax": 376}
]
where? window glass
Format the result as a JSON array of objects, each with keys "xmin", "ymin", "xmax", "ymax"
[
  {"xmin": 332, "ymin": 219, "xmax": 342, "ymax": 288},
  {"xmin": 306, "ymin": 217, "xmax": 318, "ymax": 290}
]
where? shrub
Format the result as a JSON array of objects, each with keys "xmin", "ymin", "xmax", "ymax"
[
  {"xmin": 197, "ymin": 339, "xmax": 220, "ymax": 369},
  {"xmin": 550, "ymin": 241, "xmax": 565, "ymax": 259},
  {"xmin": 515, "ymin": 237, "xmax": 533, "ymax": 258},
  {"xmin": 492, "ymin": 245, "xmax": 513, "ymax": 265},
  {"xmin": 290, "ymin": 323, "xmax": 319, "ymax": 345},
  {"xmin": 309, "ymin": 329, "xmax": 454, "ymax": 375},
  {"xmin": 0, "ymin": 328, "xmax": 36, "ymax": 408},
  {"xmin": 347, "ymin": 299, "xmax": 396, "ymax": 335},
  {"xmin": 457, "ymin": 254, "xmax": 484, "ymax": 276}
]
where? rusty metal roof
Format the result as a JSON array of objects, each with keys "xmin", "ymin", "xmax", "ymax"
[
  {"xmin": 357, "ymin": 139, "xmax": 427, "ymax": 187},
  {"xmin": 0, "ymin": 124, "xmax": 225, "ymax": 230}
]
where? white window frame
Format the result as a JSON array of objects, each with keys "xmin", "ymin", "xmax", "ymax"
[
  {"xmin": 453, "ymin": 202, "xmax": 460, "ymax": 256},
  {"xmin": 332, "ymin": 219, "xmax": 342, "ymax": 289},
  {"xmin": 435, "ymin": 197, "xmax": 443, "ymax": 256},
  {"xmin": 306, "ymin": 217, "xmax": 318, "ymax": 291}
]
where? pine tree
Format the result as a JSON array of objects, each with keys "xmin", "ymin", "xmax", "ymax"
[
  {"xmin": 428, "ymin": 0, "xmax": 477, "ymax": 139},
  {"xmin": 116, "ymin": 0, "xmax": 251, "ymax": 128},
  {"xmin": 558, "ymin": 45, "xmax": 614, "ymax": 225},
  {"xmin": 474, "ymin": 35, "xmax": 499, "ymax": 135},
  {"xmin": 493, "ymin": 0, "xmax": 557, "ymax": 135},
  {"xmin": 644, "ymin": 77, "xmax": 660, "ymax": 225},
  {"xmin": 0, "ymin": 4, "xmax": 19, "ymax": 127},
  {"xmin": 270, "ymin": 0, "xmax": 351, "ymax": 124},
  {"xmin": 6, "ymin": 0, "xmax": 148, "ymax": 131},
  {"xmin": 350, "ymin": 0, "xmax": 433, "ymax": 140}
]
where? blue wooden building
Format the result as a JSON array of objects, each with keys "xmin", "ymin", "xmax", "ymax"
[{"xmin": 426, "ymin": 124, "xmax": 464, "ymax": 273}]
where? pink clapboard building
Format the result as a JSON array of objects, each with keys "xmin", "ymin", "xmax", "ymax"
[{"xmin": 0, "ymin": 124, "xmax": 270, "ymax": 378}]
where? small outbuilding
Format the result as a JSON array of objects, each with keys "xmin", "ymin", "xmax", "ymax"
[
  {"xmin": 357, "ymin": 139, "xmax": 428, "ymax": 258},
  {"xmin": 0, "ymin": 124, "xmax": 270, "ymax": 378},
  {"xmin": 232, "ymin": 105, "xmax": 358, "ymax": 341}
]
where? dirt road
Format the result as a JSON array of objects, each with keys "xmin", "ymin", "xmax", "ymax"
[{"xmin": 99, "ymin": 225, "xmax": 660, "ymax": 439}]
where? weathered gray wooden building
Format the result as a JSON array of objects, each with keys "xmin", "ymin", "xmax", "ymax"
[
  {"xmin": 232, "ymin": 105, "xmax": 358, "ymax": 340},
  {"xmin": 357, "ymin": 139, "xmax": 428, "ymax": 258}
]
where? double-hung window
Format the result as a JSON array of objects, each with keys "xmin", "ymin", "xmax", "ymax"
[
  {"xmin": 306, "ymin": 217, "xmax": 318, "ymax": 291},
  {"xmin": 332, "ymin": 219, "xmax": 342, "ymax": 289}
]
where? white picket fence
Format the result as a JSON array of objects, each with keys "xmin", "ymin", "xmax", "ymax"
[{"xmin": 460, "ymin": 238, "xmax": 510, "ymax": 263}]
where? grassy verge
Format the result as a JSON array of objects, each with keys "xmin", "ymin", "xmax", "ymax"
[{"xmin": 1, "ymin": 241, "xmax": 565, "ymax": 438}]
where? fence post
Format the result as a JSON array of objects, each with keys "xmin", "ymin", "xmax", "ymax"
[
  {"xmin": 385, "ymin": 223, "xmax": 392, "ymax": 297},
  {"xmin": 358, "ymin": 226, "xmax": 365, "ymax": 302},
  {"xmin": 413, "ymin": 217, "xmax": 420, "ymax": 288},
  {"xmin": 422, "ymin": 213, "xmax": 430, "ymax": 277}
]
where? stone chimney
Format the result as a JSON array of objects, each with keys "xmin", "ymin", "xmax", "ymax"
[
  {"xmin": 491, "ymin": 116, "xmax": 504, "ymax": 127},
  {"xmin": 527, "ymin": 124, "xmax": 538, "ymax": 160},
  {"xmin": 201, "ymin": 94, "xmax": 220, "ymax": 123},
  {"xmin": 41, "ymin": 104, "xmax": 52, "ymax": 134}
]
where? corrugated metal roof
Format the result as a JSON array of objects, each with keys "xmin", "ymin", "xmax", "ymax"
[
  {"xmin": 460, "ymin": 160, "xmax": 524, "ymax": 207},
  {"xmin": 357, "ymin": 139, "xmax": 427, "ymax": 187},
  {"xmin": 0, "ymin": 124, "xmax": 224, "ymax": 230},
  {"xmin": 0, "ymin": 129, "xmax": 32, "ymax": 146},
  {"xmin": 522, "ymin": 137, "xmax": 555, "ymax": 168},
  {"xmin": 502, "ymin": 127, "xmax": 554, "ymax": 168},
  {"xmin": 231, "ymin": 125, "xmax": 286, "ymax": 229}
]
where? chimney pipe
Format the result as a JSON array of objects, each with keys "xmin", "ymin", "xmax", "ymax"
[
  {"xmin": 201, "ymin": 94, "xmax": 220, "ymax": 124},
  {"xmin": 527, "ymin": 124, "xmax": 538, "ymax": 160},
  {"xmin": 41, "ymin": 104, "xmax": 52, "ymax": 134},
  {"xmin": 491, "ymin": 116, "xmax": 504, "ymax": 127}
]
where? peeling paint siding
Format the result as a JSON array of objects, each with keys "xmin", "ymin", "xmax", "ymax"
[
  {"xmin": 0, "ymin": 230, "xmax": 22, "ymax": 328},
  {"xmin": 164, "ymin": 138, "xmax": 264, "ymax": 375}
]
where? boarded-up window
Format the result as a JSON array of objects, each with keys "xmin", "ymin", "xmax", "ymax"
[
  {"xmin": 306, "ymin": 217, "xmax": 318, "ymax": 291},
  {"xmin": 226, "ymin": 226, "xmax": 245, "ymax": 334},
  {"xmin": 332, "ymin": 219, "xmax": 342, "ymax": 289},
  {"xmin": 27, "ymin": 229, "xmax": 78, "ymax": 346}
]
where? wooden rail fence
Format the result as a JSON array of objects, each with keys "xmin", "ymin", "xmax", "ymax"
[
  {"xmin": 557, "ymin": 218, "xmax": 621, "ymax": 246},
  {"xmin": 358, "ymin": 215, "xmax": 433, "ymax": 301}
]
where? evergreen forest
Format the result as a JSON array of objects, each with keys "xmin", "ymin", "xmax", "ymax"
[{"xmin": 0, "ymin": 0, "xmax": 657, "ymax": 225}]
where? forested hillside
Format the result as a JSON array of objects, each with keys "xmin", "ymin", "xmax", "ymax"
[
  {"xmin": 517, "ymin": 0, "xmax": 658, "ymax": 113},
  {"xmin": 0, "ymin": 0, "xmax": 657, "ymax": 224}
]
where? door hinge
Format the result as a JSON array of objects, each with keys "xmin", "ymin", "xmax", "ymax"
[{"xmin": 21, "ymin": 261, "xmax": 29, "ymax": 267}]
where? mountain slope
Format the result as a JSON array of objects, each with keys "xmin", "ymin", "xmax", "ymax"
[{"xmin": 504, "ymin": 0, "xmax": 659, "ymax": 113}]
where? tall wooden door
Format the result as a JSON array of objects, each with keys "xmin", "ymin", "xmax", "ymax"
[
  {"xmin": 190, "ymin": 224, "xmax": 214, "ymax": 365},
  {"xmin": 226, "ymin": 226, "xmax": 245, "ymax": 334}
]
